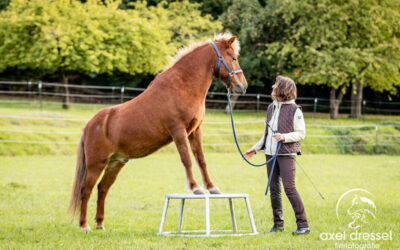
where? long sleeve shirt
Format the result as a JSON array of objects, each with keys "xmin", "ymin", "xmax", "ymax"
[{"xmin": 250, "ymin": 100, "xmax": 306, "ymax": 156}]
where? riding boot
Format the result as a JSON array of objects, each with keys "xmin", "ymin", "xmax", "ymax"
[{"xmin": 271, "ymin": 189, "xmax": 284, "ymax": 227}]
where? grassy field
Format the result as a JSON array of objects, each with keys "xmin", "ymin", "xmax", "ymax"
[
  {"xmin": 0, "ymin": 100, "xmax": 399, "ymax": 249},
  {"xmin": 0, "ymin": 153, "xmax": 399, "ymax": 249}
]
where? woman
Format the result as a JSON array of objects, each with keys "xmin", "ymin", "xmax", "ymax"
[{"xmin": 244, "ymin": 76, "xmax": 310, "ymax": 235}]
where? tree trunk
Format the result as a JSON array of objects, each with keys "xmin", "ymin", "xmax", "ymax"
[
  {"xmin": 349, "ymin": 80, "xmax": 364, "ymax": 119},
  {"xmin": 329, "ymin": 86, "xmax": 344, "ymax": 120},
  {"xmin": 61, "ymin": 71, "xmax": 70, "ymax": 109},
  {"xmin": 225, "ymin": 94, "xmax": 239, "ymax": 114}
]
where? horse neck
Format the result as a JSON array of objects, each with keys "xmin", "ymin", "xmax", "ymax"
[{"xmin": 171, "ymin": 44, "xmax": 217, "ymax": 100}]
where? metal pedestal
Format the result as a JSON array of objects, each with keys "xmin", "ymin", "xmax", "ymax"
[{"xmin": 157, "ymin": 193, "xmax": 258, "ymax": 237}]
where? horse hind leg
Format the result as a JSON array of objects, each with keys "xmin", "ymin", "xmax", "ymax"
[
  {"xmin": 95, "ymin": 158, "xmax": 126, "ymax": 230},
  {"xmin": 79, "ymin": 161, "xmax": 105, "ymax": 230}
]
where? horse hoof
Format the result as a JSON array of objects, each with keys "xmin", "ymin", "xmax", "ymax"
[
  {"xmin": 192, "ymin": 186, "xmax": 205, "ymax": 195},
  {"xmin": 81, "ymin": 225, "xmax": 91, "ymax": 231},
  {"xmin": 208, "ymin": 186, "xmax": 222, "ymax": 194},
  {"xmin": 96, "ymin": 225, "xmax": 105, "ymax": 230}
]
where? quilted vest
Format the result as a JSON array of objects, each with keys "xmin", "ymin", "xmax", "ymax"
[{"xmin": 261, "ymin": 103, "xmax": 302, "ymax": 155}]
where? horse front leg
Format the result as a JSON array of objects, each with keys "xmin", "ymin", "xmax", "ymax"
[
  {"xmin": 171, "ymin": 129, "xmax": 204, "ymax": 194},
  {"xmin": 189, "ymin": 127, "xmax": 221, "ymax": 194}
]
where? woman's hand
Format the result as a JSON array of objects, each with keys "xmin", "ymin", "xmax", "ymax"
[
  {"xmin": 244, "ymin": 149, "xmax": 256, "ymax": 160},
  {"xmin": 273, "ymin": 133, "xmax": 285, "ymax": 142}
]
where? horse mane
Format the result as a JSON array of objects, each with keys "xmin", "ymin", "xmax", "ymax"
[
  {"xmin": 167, "ymin": 32, "xmax": 240, "ymax": 68},
  {"xmin": 213, "ymin": 32, "xmax": 240, "ymax": 55}
]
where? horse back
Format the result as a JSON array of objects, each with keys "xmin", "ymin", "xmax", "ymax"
[{"xmin": 83, "ymin": 76, "xmax": 205, "ymax": 159}]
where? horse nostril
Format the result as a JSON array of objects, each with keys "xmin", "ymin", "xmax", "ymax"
[{"xmin": 235, "ymin": 83, "xmax": 246, "ymax": 94}]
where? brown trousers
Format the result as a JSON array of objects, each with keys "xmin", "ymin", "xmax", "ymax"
[{"xmin": 266, "ymin": 155, "xmax": 309, "ymax": 228}]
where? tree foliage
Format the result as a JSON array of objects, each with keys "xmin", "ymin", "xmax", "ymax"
[
  {"xmin": 0, "ymin": 0, "xmax": 220, "ymax": 77},
  {"xmin": 135, "ymin": 1, "xmax": 221, "ymax": 48},
  {"xmin": 276, "ymin": 0, "xmax": 400, "ymax": 94},
  {"xmin": 119, "ymin": 0, "xmax": 231, "ymax": 20},
  {"xmin": 0, "ymin": 0, "xmax": 220, "ymax": 107},
  {"xmin": 0, "ymin": 0, "xmax": 168, "ymax": 76},
  {"xmin": 221, "ymin": 0, "xmax": 268, "ymax": 89},
  {"xmin": 222, "ymin": 0, "xmax": 400, "ymax": 118}
]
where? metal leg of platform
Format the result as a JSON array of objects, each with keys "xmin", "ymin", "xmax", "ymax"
[
  {"xmin": 228, "ymin": 198, "xmax": 237, "ymax": 232},
  {"xmin": 158, "ymin": 197, "xmax": 169, "ymax": 234},
  {"xmin": 205, "ymin": 197, "xmax": 210, "ymax": 236},
  {"xmin": 178, "ymin": 199, "xmax": 185, "ymax": 232},
  {"xmin": 244, "ymin": 197, "xmax": 257, "ymax": 234}
]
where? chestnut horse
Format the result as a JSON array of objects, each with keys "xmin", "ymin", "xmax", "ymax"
[{"xmin": 69, "ymin": 33, "xmax": 248, "ymax": 230}]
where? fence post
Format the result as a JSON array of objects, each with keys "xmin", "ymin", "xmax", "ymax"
[
  {"xmin": 28, "ymin": 81, "xmax": 32, "ymax": 99},
  {"xmin": 362, "ymin": 100, "xmax": 366, "ymax": 116},
  {"xmin": 375, "ymin": 124, "xmax": 378, "ymax": 154},
  {"xmin": 38, "ymin": 81, "xmax": 42, "ymax": 111},
  {"xmin": 256, "ymin": 94, "xmax": 260, "ymax": 112},
  {"xmin": 313, "ymin": 98, "xmax": 318, "ymax": 119},
  {"xmin": 120, "ymin": 86, "xmax": 125, "ymax": 103},
  {"xmin": 112, "ymin": 87, "xmax": 115, "ymax": 103}
]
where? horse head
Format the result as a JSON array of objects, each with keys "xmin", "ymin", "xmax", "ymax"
[
  {"xmin": 213, "ymin": 35, "xmax": 248, "ymax": 94},
  {"xmin": 347, "ymin": 195, "xmax": 376, "ymax": 229}
]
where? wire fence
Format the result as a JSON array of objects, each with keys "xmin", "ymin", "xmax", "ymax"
[
  {"xmin": 0, "ymin": 81, "xmax": 399, "ymax": 155},
  {"xmin": 0, "ymin": 113, "xmax": 399, "ymax": 154},
  {"xmin": 1, "ymin": 81, "xmax": 400, "ymax": 115}
]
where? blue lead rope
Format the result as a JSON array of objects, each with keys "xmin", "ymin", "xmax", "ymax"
[
  {"xmin": 210, "ymin": 41, "xmax": 280, "ymax": 196},
  {"xmin": 226, "ymin": 89, "xmax": 281, "ymax": 196}
]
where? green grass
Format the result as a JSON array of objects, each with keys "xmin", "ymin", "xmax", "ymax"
[
  {"xmin": 0, "ymin": 153, "xmax": 399, "ymax": 249},
  {"xmin": 0, "ymin": 99, "xmax": 399, "ymax": 156},
  {"xmin": 0, "ymin": 100, "xmax": 399, "ymax": 248}
]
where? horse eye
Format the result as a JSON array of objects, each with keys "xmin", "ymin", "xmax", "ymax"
[{"xmin": 232, "ymin": 57, "xmax": 237, "ymax": 61}]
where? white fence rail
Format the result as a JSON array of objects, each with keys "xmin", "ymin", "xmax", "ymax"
[
  {"xmin": 0, "ymin": 81, "xmax": 399, "ymax": 153},
  {"xmin": 0, "ymin": 113, "xmax": 398, "ymax": 151},
  {"xmin": 1, "ymin": 81, "xmax": 400, "ymax": 115}
]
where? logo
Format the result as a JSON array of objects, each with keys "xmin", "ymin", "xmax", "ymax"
[
  {"xmin": 320, "ymin": 188, "xmax": 393, "ymax": 248},
  {"xmin": 336, "ymin": 188, "xmax": 376, "ymax": 230}
]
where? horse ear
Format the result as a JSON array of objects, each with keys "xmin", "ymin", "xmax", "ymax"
[{"xmin": 226, "ymin": 36, "xmax": 236, "ymax": 48}]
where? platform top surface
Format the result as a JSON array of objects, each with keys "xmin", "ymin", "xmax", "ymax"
[{"xmin": 165, "ymin": 193, "xmax": 249, "ymax": 199}]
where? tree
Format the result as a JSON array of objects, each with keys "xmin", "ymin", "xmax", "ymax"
[
  {"xmin": 222, "ymin": 0, "xmax": 400, "ymax": 119},
  {"xmin": 221, "ymin": 0, "xmax": 270, "ymax": 90},
  {"xmin": 290, "ymin": 0, "xmax": 400, "ymax": 119},
  {"xmin": 0, "ymin": 0, "xmax": 220, "ymax": 108},
  {"xmin": 119, "ymin": 0, "xmax": 231, "ymax": 20},
  {"xmin": 135, "ymin": 0, "xmax": 221, "ymax": 48}
]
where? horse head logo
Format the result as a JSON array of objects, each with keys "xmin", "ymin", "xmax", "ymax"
[
  {"xmin": 346, "ymin": 194, "xmax": 376, "ymax": 229},
  {"xmin": 336, "ymin": 189, "xmax": 377, "ymax": 230}
]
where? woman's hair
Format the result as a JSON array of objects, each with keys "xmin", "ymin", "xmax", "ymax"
[{"xmin": 272, "ymin": 76, "xmax": 297, "ymax": 102}]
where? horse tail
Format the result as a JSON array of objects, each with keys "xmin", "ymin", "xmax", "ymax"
[{"xmin": 68, "ymin": 135, "xmax": 86, "ymax": 217}]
